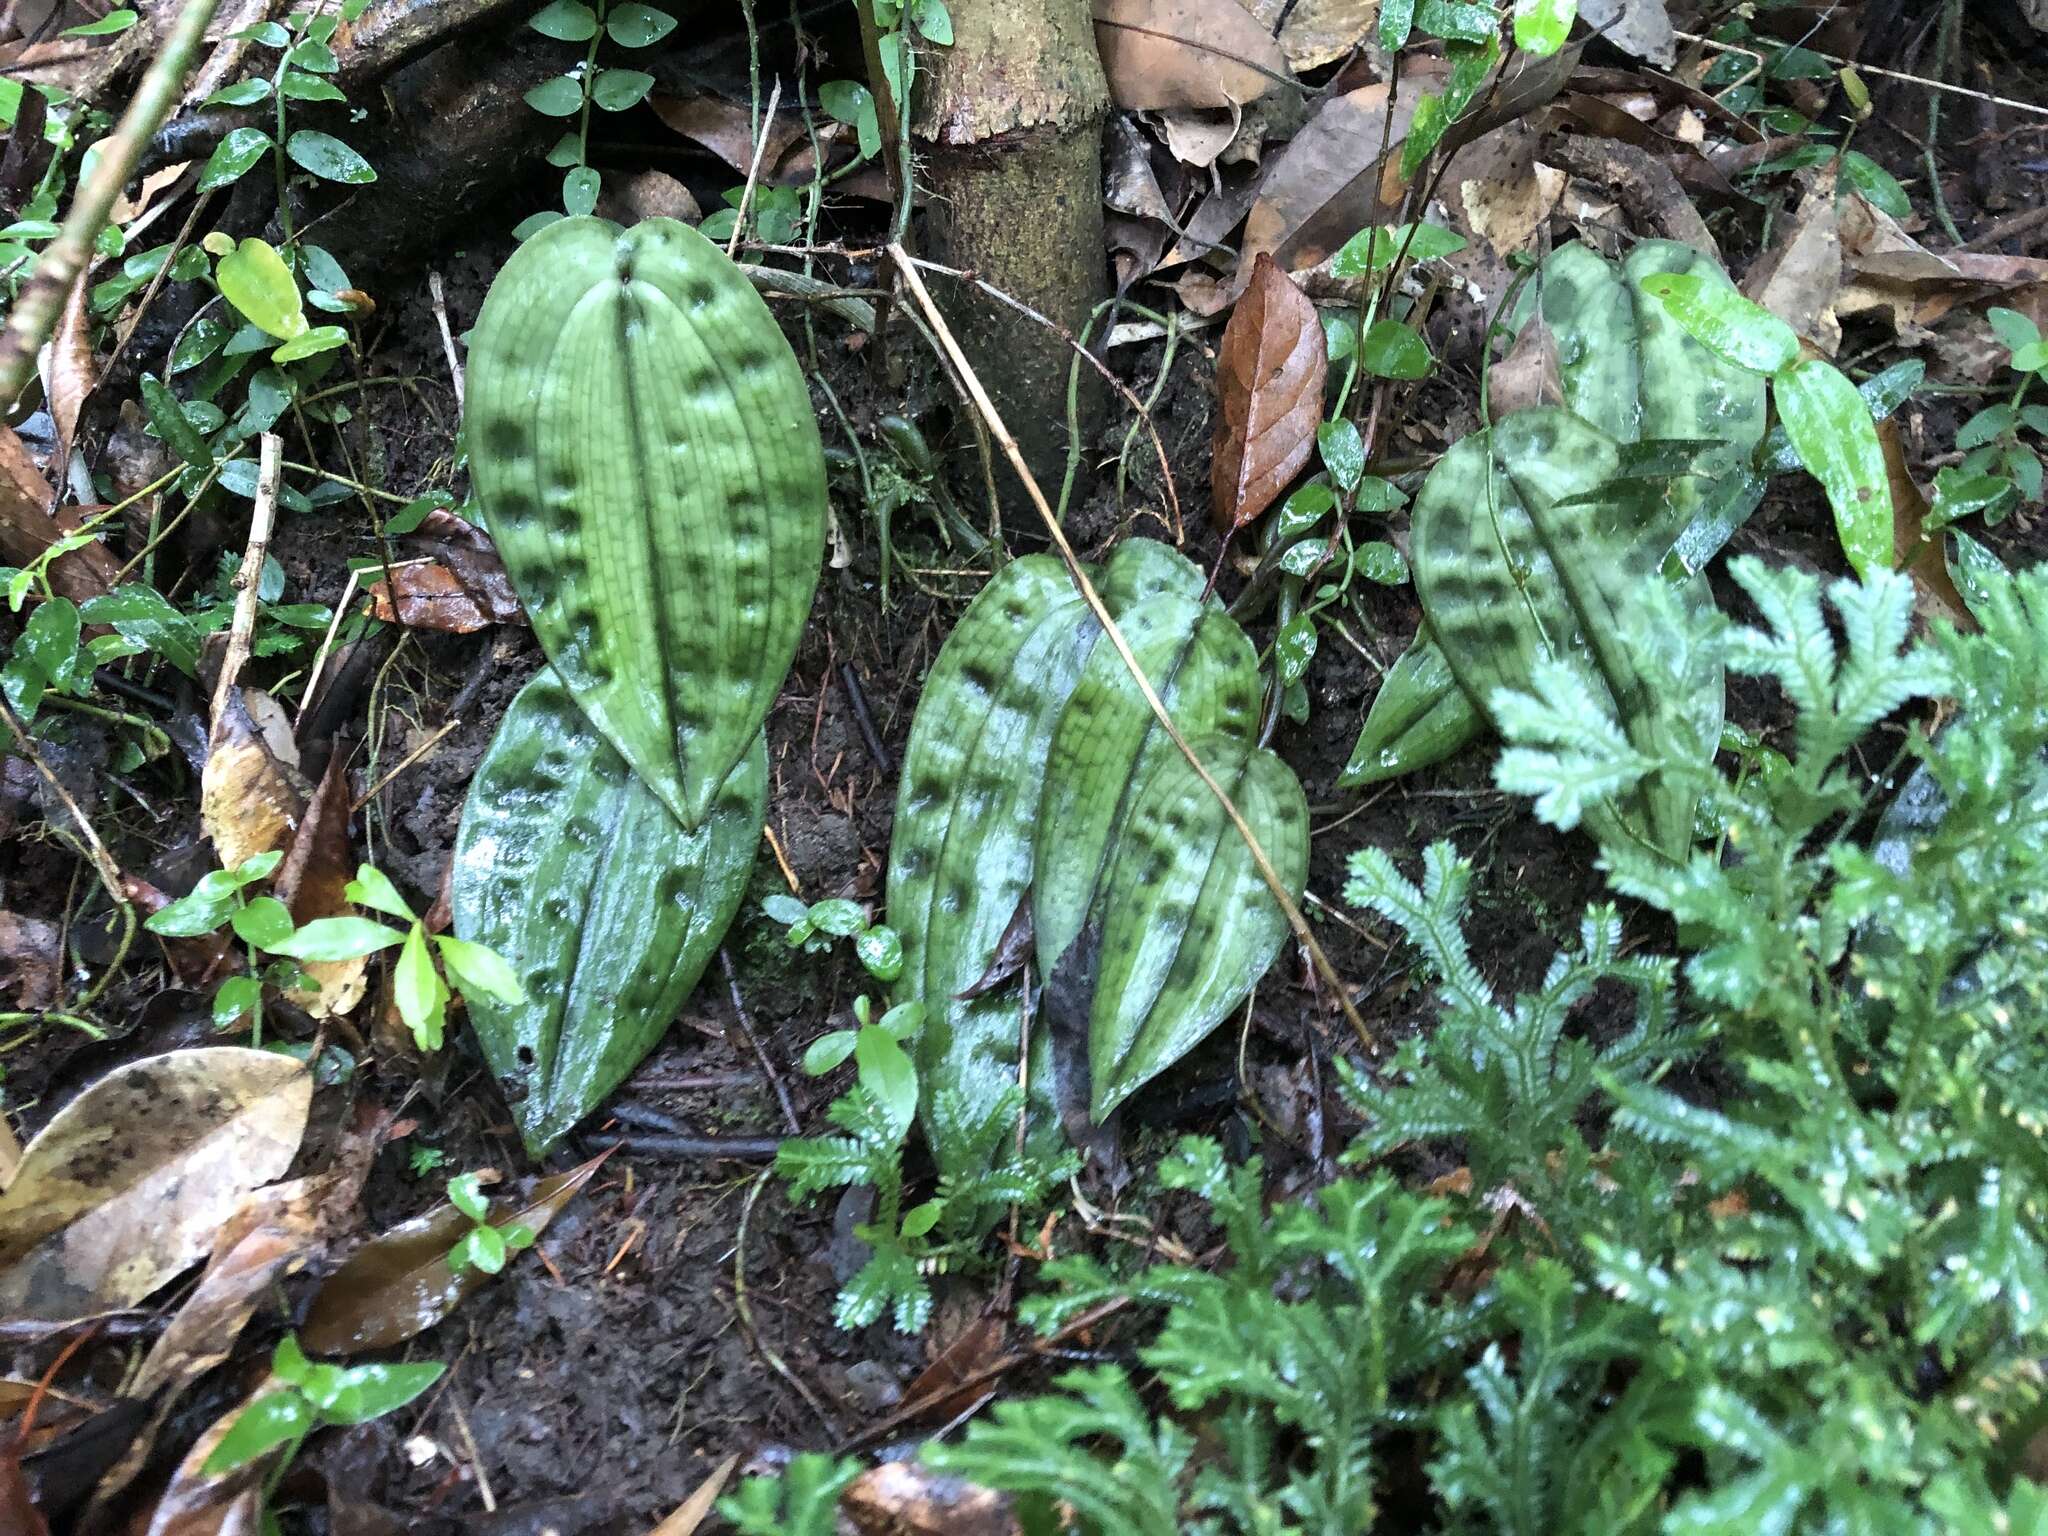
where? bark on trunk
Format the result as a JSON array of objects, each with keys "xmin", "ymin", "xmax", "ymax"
[{"xmin": 912, "ymin": 1, "xmax": 1109, "ymax": 510}]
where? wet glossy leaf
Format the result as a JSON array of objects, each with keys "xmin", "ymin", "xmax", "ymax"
[
  {"xmin": 590, "ymin": 68, "xmax": 654, "ymax": 112},
  {"xmin": 1840, "ymin": 150, "xmax": 1909, "ymax": 218},
  {"xmin": 529, "ymin": 0, "xmax": 597, "ymax": 38},
  {"xmin": 202, "ymin": 1390, "xmax": 310, "ymax": 1474},
  {"xmin": 466, "ymin": 216, "xmax": 826, "ymax": 827},
  {"xmin": 299, "ymin": 1151, "xmax": 608, "ymax": 1353},
  {"xmin": 1212, "ymin": 252, "xmax": 1327, "ymax": 533},
  {"xmin": 452, "ymin": 668, "xmax": 765, "ymax": 1154},
  {"xmin": 272, "ymin": 324, "xmax": 348, "ymax": 363},
  {"xmin": 286, "ymin": 131, "xmax": 376, "ymax": 184},
  {"xmin": 1777, "ymin": 358, "xmax": 1892, "ymax": 580},
  {"xmin": 1084, "ymin": 737, "xmax": 1305, "ymax": 1117},
  {"xmin": 1360, "ymin": 318, "xmax": 1431, "ymax": 379},
  {"xmin": 524, "ymin": 73, "xmax": 585, "ymax": 116},
  {"xmin": 856, "ymin": 1025, "xmax": 918, "ymax": 1140},
  {"xmin": 0, "ymin": 1049, "xmax": 310, "ymax": 1321},
  {"xmin": 606, "ymin": 2, "xmax": 674, "ymax": 45},
  {"xmin": 1638, "ymin": 270, "xmax": 1801, "ymax": 376},
  {"xmin": 197, "ymin": 128, "xmax": 273, "ymax": 195},
  {"xmin": 1329, "ymin": 221, "xmax": 1466, "ymax": 277},
  {"xmin": 267, "ymin": 916, "xmax": 405, "ymax": 962}
]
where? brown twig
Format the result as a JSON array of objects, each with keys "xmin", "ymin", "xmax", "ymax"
[
  {"xmin": 726, "ymin": 76, "xmax": 784, "ymax": 261},
  {"xmin": 722, "ymin": 948, "xmax": 800, "ymax": 1135},
  {"xmin": 0, "ymin": 0, "xmax": 223, "ymax": 406},
  {"xmin": 427, "ymin": 270, "xmax": 465, "ymax": 413},
  {"xmin": 888, "ymin": 245, "xmax": 1377, "ymax": 1058}
]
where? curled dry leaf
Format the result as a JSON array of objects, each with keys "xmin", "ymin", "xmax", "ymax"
[
  {"xmin": 1880, "ymin": 420, "xmax": 1972, "ymax": 632},
  {"xmin": 1212, "ymin": 252, "xmax": 1327, "ymax": 534},
  {"xmin": 1487, "ymin": 313, "xmax": 1564, "ymax": 423},
  {"xmin": 0, "ymin": 1049, "xmax": 312, "ymax": 1323},
  {"xmin": 896, "ymin": 1313, "xmax": 1007, "ymax": 1427},
  {"xmin": 1092, "ymin": 0, "xmax": 1288, "ymax": 111},
  {"xmin": 273, "ymin": 750, "xmax": 368, "ymax": 1018},
  {"xmin": 200, "ymin": 687, "xmax": 307, "ymax": 872},
  {"xmin": 0, "ymin": 911, "xmax": 60, "ymax": 1010},
  {"xmin": 648, "ymin": 93, "xmax": 816, "ymax": 181},
  {"xmin": 1744, "ymin": 170, "xmax": 1844, "ymax": 356},
  {"xmin": 1240, "ymin": 0, "xmax": 1382, "ymax": 71},
  {"xmin": 366, "ymin": 508, "xmax": 524, "ymax": 634},
  {"xmin": 298, "ymin": 1149, "xmax": 610, "ymax": 1355},
  {"xmin": 1240, "ymin": 76, "xmax": 1429, "ymax": 276},
  {"xmin": 0, "ymin": 425, "xmax": 115, "ymax": 603},
  {"xmin": 38, "ymin": 270, "xmax": 94, "ymax": 461}
]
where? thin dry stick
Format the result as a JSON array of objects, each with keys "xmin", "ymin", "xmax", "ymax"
[
  {"xmin": 295, "ymin": 565, "xmax": 361, "ymax": 729},
  {"xmin": 888, "ymin": 245, "xmax": 1376, "ymax": 1056},
  {"xmin": 1672, "ymin": 28, "xmax": 2048, "ymax": 119},
  {"xmin": 212, "ymin": 432, "xmax": 283, "ymax": 721},
  {"xmin": 726, "ymin": 76, "xmax": 784, "ymax": 261},
  {"xmin": 722, "ymin": 947, "xmax": 800, "ymax": 1135},
  {"xmin": 427, "ymin": 270, "xmax": 465, "ymax": 413},
  {"xmin": 350, "ymin": 719, "xmax": 457, "ymax": 812},
  {"xmin": 0, "ymin": 0, "xmax": 223, "ymax": 405}
]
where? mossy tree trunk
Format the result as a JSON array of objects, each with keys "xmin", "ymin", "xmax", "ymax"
[{"xmin": 909, "ymin": 1, "xmax": 1111, "ymax": 508}]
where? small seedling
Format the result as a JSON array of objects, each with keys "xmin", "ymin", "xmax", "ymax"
[
  {"xmin": 444, "ymin": 1171, "xmax": 535, "ymax": 1274},
  {"xmin": 203, "ymin": 1333, "xmax": 442, "ymax": 1509},
  {"xmin": 762, "ymin": 891, "xmax": 904, "ymax": 983}
]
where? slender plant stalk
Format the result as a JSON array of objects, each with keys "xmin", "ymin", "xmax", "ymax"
[
  {"xmin": 889, "ymin": 244, "xmax": 1378, "ymax": 1057},
  {"xmin": 0, "ymin": 0, "xmax": 223, "ymax": 406}
]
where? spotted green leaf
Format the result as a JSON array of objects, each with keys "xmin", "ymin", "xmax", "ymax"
[
  {"xmin": 1412, "ymin": 409, "xmax": 1723, "ymax": 859},
  {"xmin": 452, "ymin": 668, "xmax": 766, "ymax": 1155},
  {"xmin": 885, "ymin": 541, "xmax": 1197, "ymax": 1173},
  {"xmin": 466, "ymin": 216, "xmax": 826, "ymax": 827}
]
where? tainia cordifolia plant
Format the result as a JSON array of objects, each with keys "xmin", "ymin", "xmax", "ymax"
[{"xmin": 520, "ymin": 0, "xmax": 673, "ymax": 233}]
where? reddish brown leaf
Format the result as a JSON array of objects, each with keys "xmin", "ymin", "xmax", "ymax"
[
  {"xmin": 1211, "ymin": 252, "xmax": 1327, "ymax": 534},
  {"xmin": 299, "ymin": 1150, "xmax": 611, "ymax": 1355},
  {"xmin": 955, "ymin": 897, "xmax": 1033, "ymax": 1001},
  {"xmin": 366, "ymin": 510, "xmax": 524, "ymax": 632},
  {"xmin": 896, "ymin": 1314, "xmax": 1007, "ymax": 1427},
  {"xmin": 366, "ymin": 562, "xmax": 492, "ymax": 632},
  {"xmin": 0, "ymin": 426, "xmax": 115, "ymax": 603},
  {"xmin": 1880, "ymin": 420, "xmax": 1972, "ymax": 632},
  {"xmin": 273, "ymin": 751, "xmax": 366, "ymax": 1018}
]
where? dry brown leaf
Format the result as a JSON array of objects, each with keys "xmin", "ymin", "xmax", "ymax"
[
  {"xmin": 1745, "ymin": 170, "xmax": 1843, "ymax": 356},
  {"xmin": 1839, "ymin": 194, "xmax": 2048, "ymax": 330},
  {"xmin": 1094, "ymin": 0, "xmax": 1288, "ymax": 112},
  {"xmin": 1579, "ymin": 0, "xmax": 1674, "ymax": 65},
  {"xmin": 366, "ymin": 560, "xmax": 493, "ymax": 632},
  {"xmin": 201, "ymin": 687, "xmax": 306, "ymax": 873},
  {"xmin": 1104, "ymin": 115, "xmax": 1175, "ymax": 223},
  {"xmin": 38, "ymin": 269, "xmax": 94, "ymax": 461},
  {"xmin": 0, "ymin": 911, "xmax": 60, "ymax": 1010},
  {"xmin": 845, "ymin": 1464, "xmax": 1016, "ymax": 1536},
  {"xmin": 272, "ymin": 750, "xmax": 366, "ymax": 1018},
  {"xmin": 897, "ymin": 1313, "xmax": 1007, "ymax": 1424},
  {"xmin": 1240, "ymin": 75, "xmax": 1430, "ymax": 276},
  {"xmin": 1154, "ymin": 105, "xmax": 1239, "ymax": 169},
  {"xmin": 0, "ymin": 425, "xmax": 115, "ymax": 602},
  {"xmin": 1488, "ymin": 313, "xmax": 1564, "ymax": 423},
  {"xmin": 0, "ymin": 1048, "xmax": 311, "ymax": 1322},
  {"xmin": 648, "ymin": 93, "xmax": 818, "ymax": 181},
  {"xmin": 597, "ymin": 168, "xmax": 702, "ymax": 225},
  {"xmin": 1212, "ymin": 252, "xmax": 1326, "ymax": 535},
  {"xmin": 1274, "ymin": 0, "xmax": 1379, "ymax": 70},
  {"xmin": 646, "ymin": 1454, "xmax": 739, "ymax": 1536},
  {"xmin": 299, "ymin": 1150, "xmax": 610, "ymax": 1354},
  {"xmin": 1880, "ymin": 420, "xmax": 1972, "ymax": 632}
]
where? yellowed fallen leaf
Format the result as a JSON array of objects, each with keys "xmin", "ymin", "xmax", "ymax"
[
  {"xmin": 200, "ymin": 687, "xmax": 305, "ymax": 873},
  {"xmin": 274, "ymin": 751, "xmax": 366, "ymax": 1019},
  {"xmin": 1095, "ymin": 0, "xmax": 1289, "ymax": 111},
  {"xmin": 0, "ymin": 1049, "xmax": 311, "ymax": 1322}
]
